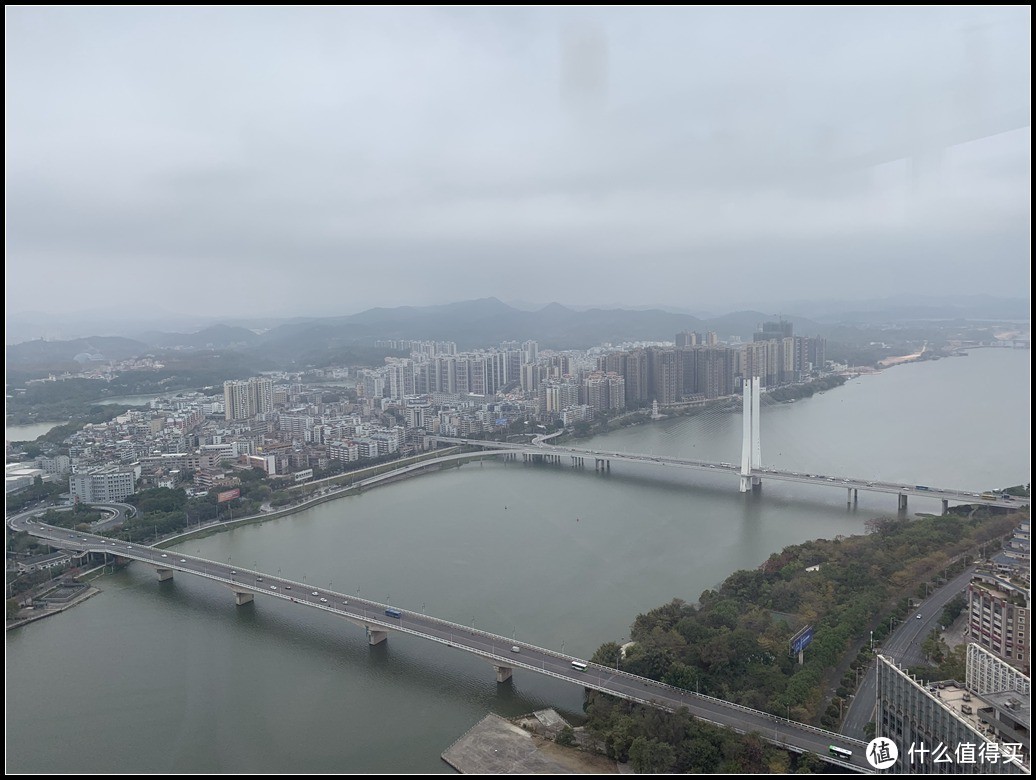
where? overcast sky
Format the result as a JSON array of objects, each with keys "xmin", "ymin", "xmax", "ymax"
[{"xmin": 5, "ymin": 6, "xmax": 1031, "ymax": 320}]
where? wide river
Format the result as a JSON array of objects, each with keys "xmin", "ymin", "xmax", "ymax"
[{"xmin": 6, "ymin": 348, "xmax": 1029, "ymax": 773}]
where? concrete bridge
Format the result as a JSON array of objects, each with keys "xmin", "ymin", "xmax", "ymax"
[
  {"xmin": 434, "ymin": 436, "xmax": 1020, "ymax": 513},
  {"xmin": 433, "ymin": 376, "xmax": 1024, "ymax": 514},
  {"xmin": 7, "ymin": 514, "xmax": 871, "ymax": 772}
]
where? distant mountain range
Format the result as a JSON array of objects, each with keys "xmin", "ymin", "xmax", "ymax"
[{"xmin": 5, "ymin": 295, "xmax": 1028, "ymax": 371}]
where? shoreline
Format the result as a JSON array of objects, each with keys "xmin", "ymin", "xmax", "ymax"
[{"xmin": 5, "ymin": 581, "xmax": 103, "ymax": 631}]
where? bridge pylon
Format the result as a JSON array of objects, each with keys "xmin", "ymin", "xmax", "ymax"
[{"xmin": 740, "ymin": 377, "xmax": 762, "ymax": 493}]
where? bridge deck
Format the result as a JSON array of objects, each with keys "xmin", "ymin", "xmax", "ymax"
[
  {"xmin": 433, "ymin": 437, "xmax": 1022, "ymax": 509},
  {"xmin": 11, "ymin": 516, "xmax": 870, "ymax": 772}
]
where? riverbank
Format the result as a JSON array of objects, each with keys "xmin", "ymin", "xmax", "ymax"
[
  {"xmin": 151, "ymin": 447, "xmax": 495, "ymax": 546},
  {"xmin": 442, "ymin": 712, "xmax": 617, "ymax": 774},
  {"xmin": 5, "ymin": 579, "xmax": 103, "ymax": 631},
  {"xmin": 878, "ymin": 340, "xmax": 928, "ymax": 367}
]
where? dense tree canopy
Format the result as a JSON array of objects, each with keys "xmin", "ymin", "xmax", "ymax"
[{"xmin": 583, "ymin": 509, "xmax": 1023, "ymax": 770}]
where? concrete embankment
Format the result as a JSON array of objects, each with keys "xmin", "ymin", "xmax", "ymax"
[{"xmin": 442, "ymin": 711, "xmax": 617, "ymax": 774}]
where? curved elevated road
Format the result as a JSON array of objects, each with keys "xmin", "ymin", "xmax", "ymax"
[{"xmin": 9, "ymin": 515, "xmax": 870, "ymax": 772}]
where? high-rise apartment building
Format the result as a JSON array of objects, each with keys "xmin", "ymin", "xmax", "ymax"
[
  {"xmin": 968, "ymin": 572, "xmax": 1030, "ymax": 674},
  {"xmin": 623, "ymin": 350, "xmax": 649, "ymax": 407},
  {"xmin": 648, "ymin": 348, "xmax": 679, "ymax": 406},
  {"xmin": 224, "ymin": 378, "xmax": 274, "ymax": 421},
  {"xmin": 583, "ymin": 371, "xmax": 626, "ymax": 413},
  {"xmin": 676, "ymin": 330, "xmax": 701, "ymax": 347}
]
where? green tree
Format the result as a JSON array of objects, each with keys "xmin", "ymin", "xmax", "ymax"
[
  {"xmin": 684, "ymin": 737, "xmax": 720, "ymax": 771},
  {"xmin": 921, "ymin": 630, "xmax": 947, "ymax": 664},
  {"xmin": 628, "ymin": 736, "xmax": 676, "ymax": 773},
  {"xmin": 555, "ymin": 725, "xmax": 576, "ymax": 746},
  {"xmin": 797, "ymin": 751, "xmax": 823, "ymax": 773}
]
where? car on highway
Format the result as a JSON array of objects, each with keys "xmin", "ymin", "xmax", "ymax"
[
  {"xmin": 179, "ymin": 559, "xmax": 186, "ymax": 563},
  {"xmin": 916, "ymin": 614, "xmax": 922, "ymax": 620},
  {"xmin": 511, "ymin": 645, "xmax": 521, "ymax": 653},
  {"xmin": 270, "ymin": 585, "xmax": 277, "ymax": 590},
  {"xmin": 311, "ymin": 591, "xmax": 319, "ymax": 596},
  {"xmin": 319, "ymin": 597, "xmax": 327, "ymax": 603},
  {"xmin": 256, "ymin": 577, "xmax": 263, "ymax": 582},
  {"xmin": 161, "ymin": 553, "xmax": 168, "ymax": 558},
  {"xmin": 285, "ymin": 585, "xmax": 291, "ymax": 590},
  {"xmin": 231, "ymin": 570, "xmax": 237, "ymax": 575}
]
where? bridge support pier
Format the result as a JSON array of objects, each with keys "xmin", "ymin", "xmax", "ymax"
[
  {"xmin": 493, "ymin": 665, "xmax": 513, "ymax": 683},
  {"xmin": 233, "ymin": 590, "xmax": 254, "ymax": 606},
  {"xmin": 155, "ymin": 567, "xmax": 173, "ymax": 582},
  {"xmin": 367, "ymin": 628, "xmax": 388, "ymax": 645},
  {"xmin": 942, "ymin": 499, "xmax": 949, "ymax": 516},
  {"xmin": 898, "ymin": 493, "xmax": 908, "ymax": 511}
]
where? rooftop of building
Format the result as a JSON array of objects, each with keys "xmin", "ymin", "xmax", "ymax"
[
  {"xmin": 927, "ymin": 680, "xmax": 1030, "ymax": 753},
  {"xmin": 983, "ymin": 690, "xmax": 1032, "ymax": 735},
  {"xmin": 971, "ymin": 572, "xmax": 1030, "ymax": 604}
]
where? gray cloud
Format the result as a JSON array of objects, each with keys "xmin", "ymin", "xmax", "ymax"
[{"xmin": 6, "ymin": 6, "xmax": 1030, "ymax": 319}]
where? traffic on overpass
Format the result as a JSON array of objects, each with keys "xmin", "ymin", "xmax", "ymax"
[{"xmin": 9, "ymin": 514, "xmax": 871, "ymax": 772}]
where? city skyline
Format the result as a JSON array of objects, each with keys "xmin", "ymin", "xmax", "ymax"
[{"xmin": 6, "ymin": 7, "xmax": 1031, "ymax": 319}]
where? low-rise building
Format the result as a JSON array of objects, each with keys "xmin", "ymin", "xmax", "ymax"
[{"xmin": 69, "ymin": 467, "xmax": 136, "ymax": 503}]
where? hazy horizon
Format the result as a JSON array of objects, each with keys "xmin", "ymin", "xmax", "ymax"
[{"xmin": 6, "ymin": 7, "xmax": 1031, "ymax": 320}]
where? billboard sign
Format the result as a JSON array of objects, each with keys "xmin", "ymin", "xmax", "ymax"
[
  {"xmin": 217, "ymin": 488, "xmax": 240, "ymax": 503},
  {"xmin": 790, "ymin": 624, "xmax": 814, "ymax": 656}
]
